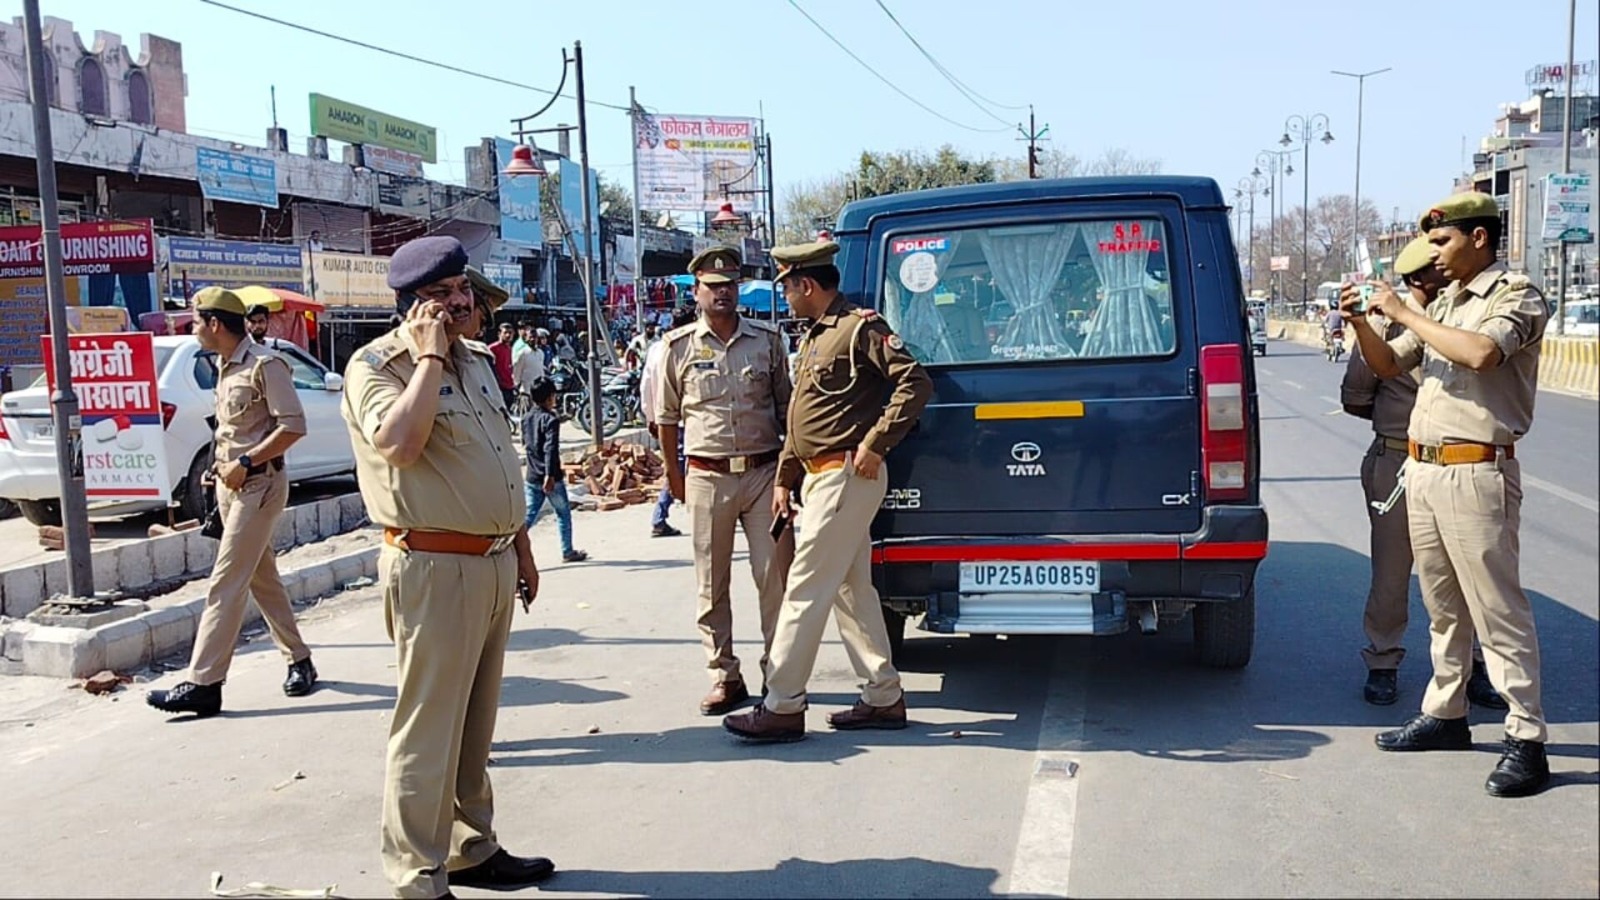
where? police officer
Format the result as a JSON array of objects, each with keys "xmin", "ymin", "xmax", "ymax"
[
  {"xmin": 341, "ymin": 236, "xmax": 553, "ymax": 898},
  {"xmin": 1343, "ymin": 193, "xmax": 1550, "ymax": 798},
  {"xmin": 147, "ymin": 287, "xmax": 315, "ymax": 717},
  {"xmin": 1341, "ymin": 236, "xmax": 1504, "ymax": 710},
  {"xmin": 723, "ymin": 240, "xmax": 932, "ymax": 743},
  {"xmin": 659, "ymin": 245, "xmax": 795, "ymax": 715}
]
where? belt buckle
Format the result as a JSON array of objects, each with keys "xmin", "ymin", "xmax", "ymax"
[
  {"xmin": 729, "ymin": 456, "xmax": 748, "ymax": 474},
  {"xmin": 1419, "ymin": 445, "xmax": 1439, "ymax": 465},
  {"xmin": 486, "ymin": 533, "xmax": 516, "ymax": 556}
]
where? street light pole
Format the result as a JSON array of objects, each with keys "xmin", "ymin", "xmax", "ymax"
[
  {"xmin": 1282, "ymin": 113, "xmax": 1334, "ymax": 306},
  {"xmin": 1555, "ymin": 0, "xmax": 1576, "ymax": 335},
  {"xmin": 1256, "ymin": 149, "xmax": 1295, "ymax": 303},
  {"xmin": 1333, "ymin": 68, "xmax": 1391, "ymax": 270},
  {"xmin": 23, "ymin": 0, "xmax": 93, "ymax": 598},
  {"xmin": 1237, "ymin": 175, "xmax": 1266, "ymax": 293},
  {"xmin": 572, "ymin": 42, "xmax": 603, "ymax": 452}
]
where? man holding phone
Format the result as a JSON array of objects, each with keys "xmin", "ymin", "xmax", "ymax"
[{"xmin": 658, "ymin": 246, "xmax": 795, "ymax": 716}]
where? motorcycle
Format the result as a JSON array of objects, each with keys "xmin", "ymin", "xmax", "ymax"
[
  {"xmin": 1324, "ymin": 325, "xmax": 1346, "ymax": 363},
  {"xmin": 550, "ymin": 358, "xmax": 629, "ymax": 438}
]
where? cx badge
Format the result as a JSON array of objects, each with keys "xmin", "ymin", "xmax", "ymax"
[{"xmin": 1008, "ymin": 441, "xmax": 1046, "ymax": 477}]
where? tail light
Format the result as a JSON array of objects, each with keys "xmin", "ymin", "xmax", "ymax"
[
  {"xmin": 160, "ymin": 402, "xmax": 177, "ymax": 430},
  {"xmin": 0, "ymin": 416, "xmax": 8, "ymax": 443},
  {"xmin": 1199, "ymin": 344, "xmax": 1249, "ymax": 501}
]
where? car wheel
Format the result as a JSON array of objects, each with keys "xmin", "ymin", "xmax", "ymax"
[
  {"xmin": 15, "ymin": 498, "xmax": 63, "ymax": 528},
  {"xmin": 178, "ymin": 452, "xmax": 214, "ymax": 524},
  {"xmin": 1191, "ymin": 585, "xmax": 1255, "ymax": 669}
]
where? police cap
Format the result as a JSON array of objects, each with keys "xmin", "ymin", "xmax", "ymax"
[
  {"xmin": 771, "ymin": 240, "xmax": 840, "ymax": 283},
  {"xmin": 193, "ymin": 286, "xmax": 247, "ymax": 316},
  {"xmin": 1419, "ymin": 192, "xmax": 1499, "ymax": 232},
  {"xmin": 387, "ymin": 235, "xmax": 468, "ymax": 293},
  {"xmin": 689, "ymin": 245, "xmax": 742, "ymax": 285}
]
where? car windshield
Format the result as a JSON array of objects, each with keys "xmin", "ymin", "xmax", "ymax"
[{"xmin": 880, "ymin": 219, "xmax": 1177, "ymax": 365}]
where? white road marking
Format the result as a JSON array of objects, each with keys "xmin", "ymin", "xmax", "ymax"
[
  {"xmin": 1523, "ymin": 473, "xmax": 1600, "ymax": 513},
  {"xmin": 1321, "ymin": 395, "xmax": 1339, "ymax": 405},
  {"xmin": 1007, "ymin": 647, "xmax": 1088, "ymax": 898},
  {"xmin": 1282, "ymin": 380, "xmax": 1304, "ymax": 391}
]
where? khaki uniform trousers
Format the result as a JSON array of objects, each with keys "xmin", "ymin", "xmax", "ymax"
[
  {"xmin": 190, "ymin": 467, "xmax": 308, "ymax": 684},
  {"xmin": 763, "ymin": 463, "xmax": 902, "ymax": 716},
  {"xmin": 379, "ymin": 544, "xmax": 517, "ymax": 899},
  {"xmin": 687, "ymin": 462, "xmax": 794, "ymax": 687},
  {"xmin": 1407, "ymin": 456, "xmax": 1546, "ymax": 742}
]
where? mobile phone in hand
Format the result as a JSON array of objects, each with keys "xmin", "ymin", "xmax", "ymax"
[
  {"xmin": 769, "ymin": 512, "xmax": 790, "ymax": 541},
  {"xmin": 1357, "ymin": 284, "xmax": 1374, "ymax": 313},
  {"xmin": 517, "ymin": 580, "xmax": 533, "ymax": 611}
]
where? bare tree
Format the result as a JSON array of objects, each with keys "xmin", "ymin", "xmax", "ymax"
[
  {"xmin": 778, "ymin": 175, "xmax": 850, "ymax": 244},
  {"xmin": 1085, "ymin": 147, "xmax": 1163, "ymax": 176},
  {"xmin": 1250, "ymin": 194, "xmax": 1384, "ymax": 300}
]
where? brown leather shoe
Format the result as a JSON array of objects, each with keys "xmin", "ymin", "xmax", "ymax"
[
  {"xmin": 827, "ymin": 697, "xmax": 908, "ymax": 731},
  {"xmin": 699, "ymin": 680, "xmax": 751, "ymax": 716},
  {"xmin": 723, "ymin": 704, "xmax": 806, "ymax": 743}
]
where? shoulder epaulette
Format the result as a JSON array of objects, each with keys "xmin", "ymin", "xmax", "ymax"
[
  {"xmin": 355, "ymin": 339, "xmax": 407, "ymax": 369},
  {"xmin": 664, "ymin": 323, "xmax": 697, "ymax": 343},
  {"xmin": 462, "ymin": 339, "xmax": 494, "ymax": 359},
  {"xmin": 746, "ymin": 317, "xmax": 778, "ymax": 333},
  {"xmin": 851, "ymin": 308, "xmax": 880, "ymax": 320}
]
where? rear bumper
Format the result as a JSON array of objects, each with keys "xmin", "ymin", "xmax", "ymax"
[
  {"xmin": 872, "ymin": 505, "xmax": 1268, "ymax": 635},
  {"xmin": 0, "ymin": 446, "xmax": 65, "ymax": 501}
]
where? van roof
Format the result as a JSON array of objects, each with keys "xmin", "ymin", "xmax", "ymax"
[{"xmin": 834, "ymin": 176, "xmax": 1228, "ymax": 233}]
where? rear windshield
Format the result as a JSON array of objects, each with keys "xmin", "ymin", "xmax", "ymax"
[{"xmin": 880, "ymin": 219, "xmax": 1177, "ymax": 365}]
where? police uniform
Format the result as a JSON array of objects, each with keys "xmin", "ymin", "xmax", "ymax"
[
  {"xmin": 341, "ymin": 237, "xmax": 543, "ymax": 898},
  {"xmin": 723, "ymin": 241, "xmax": 932, "ymax": 741},
  {"xmin": 658, "ymin": 246, "xmax": 796, "ymax": 711},
  {"xmin": 149, "ymin": 286, "xmax": 312, "ymax": 716},
  {"xmin": 1372, "ymin": 193, "xmax": 1550, "ymax": 797}
]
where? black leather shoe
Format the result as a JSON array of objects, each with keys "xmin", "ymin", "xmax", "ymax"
[
  {"xmin": 1363, "ymin": 669, "xmax": 1398, "ymax": 706},
  {"xmin": 447, "ymin": 849, "xmax": 555, "ymax": 889},
  {"xmin": 1486, "ymin": 736, "xmax": 1550, "ymax": 797},
  {"xmin": 1467, "ymin": 662, "xmax": 1509, "ymax": 710},
  {"xmin": 283, "ymin": 658, "xmax": 318, "ymax": 697},
  {"xmin": 1375, "ymin": 714, "xmax": 1472, "ymax": 752},
  {"xmin": 651, "ymin": 523, "xmax": 682, "ymax": 538},
  {"xmin": 147, "ymin": 681, "xmax": 222, "ymax": 717}
]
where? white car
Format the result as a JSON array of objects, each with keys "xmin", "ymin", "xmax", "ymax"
[{"xmin": 0, "ymin": 336, "xmax": 354, "ymax": 526}]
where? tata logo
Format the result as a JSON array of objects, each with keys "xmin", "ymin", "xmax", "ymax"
[{"xmin": 1008, "ymin": 442, "xmax": 1045, "ymax": 477}]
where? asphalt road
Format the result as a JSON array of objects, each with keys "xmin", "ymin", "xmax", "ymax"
[{"xmin": 0, "ymin": 343, "xmax": 1593, "ymax": 898}]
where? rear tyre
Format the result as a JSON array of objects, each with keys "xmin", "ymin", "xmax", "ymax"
[
  {"xmin": 15, "ymin": 498, "xmax": 62, "ymax": 527},
  {"xmin": 178, "ymin": 452, "xmax": 214, "ymax": 524},
  {"xmin": 1192, "ymin": 586, "xmax": 1255, "ymax": 669},
  {"xmin": 881, "ymin": 605, "xmax": 907, "ymax": 662},
  {"xmin": 598, "ymin": 395, "xmax": 625, "ymax": 438}
]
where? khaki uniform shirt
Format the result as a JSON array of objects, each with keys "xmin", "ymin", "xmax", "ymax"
[
  {"xmin": 657, "ymin": 315, "xmax": 791, "ymax": 458},
  {"xmin": 1341, "ymin": 301, "xmax": 1422, "ymax": 440},
  {"xmin": 341, "ymin": 331, "xmax": 526, "ymax": 536},
  {"xmin": 1388, "ymin": 263, "xmax": 1547, "ymax": 446},
  {"xmin": 213, "ymin": 339, "xmax": 306, "ymax": 466},
  {"xmin": 776, "ymin": 297, "xmax": 933, "ymax": 489}
]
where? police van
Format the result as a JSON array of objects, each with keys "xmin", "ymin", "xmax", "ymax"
[{"xmin": 835, "ymin": 176, "xmax": 1267, "ymax": 667}]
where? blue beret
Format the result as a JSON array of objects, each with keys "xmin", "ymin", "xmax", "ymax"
[{"xmin": 387, "ymin": 236, "xmax": 468, "ymax": 293}]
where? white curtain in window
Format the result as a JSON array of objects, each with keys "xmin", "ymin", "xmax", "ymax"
[
  {"xmin": 886, "ymin": 234, "xmax": 966, "ymax": 363},
  {"xmin": 979, "ymin": 224, "xmax": 1078, "ymax": 359},
  {"xmin": 1081, "ymin": 221, "xmax": 1163, "ymax": 357}
]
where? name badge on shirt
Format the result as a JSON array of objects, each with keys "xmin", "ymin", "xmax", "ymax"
[{"xmin": 692, "ymin": 361, "xmax": 717, "ymax": 371}]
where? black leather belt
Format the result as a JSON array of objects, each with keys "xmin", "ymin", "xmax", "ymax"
[{"xmin": 246, "ymin": 458, "xmax": 285, "ymax": 476}]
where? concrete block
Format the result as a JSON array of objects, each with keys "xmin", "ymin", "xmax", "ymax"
[
  {"xmin": 271, "ymin": 514, "xmax": 296, "ymax": 553},
  {"xmin": 1, "ymin": 565, "xmax": 45, "ymax": 618},
  {"xmin": 338, "ymin": 494, "xmax": 368, "ymax": 532},
  {"xmin": 150, "ymin": 533, "xmax": 188, "ymax": 581},
  {"xmin": 91, "ymin": 548, "xmax": 120, "ymax": 596},
  {"xmin": 185, "ymin": 531, "xmax": 217, "ymax": 574},
  {"xmin": 298, "ymin": 565, "xmax": 335, "ymax": 600},
  {"xmin": 145, "ymin": 605, "xmax": 198, "ymax": 661},
  {"xmin": 96, "ymin": 617, "xmax": 153, "ymax": 673},
  {"xmin": 115, "ymin": 542, "xmax": 155, "ymax": 591},
  {"xmin": 330, "ymin": 554, "xmax": 366, "ymax": 589},
  {"xmin": 40, "ymin": 558, "xmax": 67, "ymax": 602},
  {"xmin": 3, "ymin": 622, "xmax": 35, "ymax": 661},
  {"xmin": 22, "ymin": 624, "xmax": 103, "ymax": 679},
  {"xmin": 291, "ymin": 504, "xmax": 316, "ymax": 546},
  {"xmin": 280, "ymin": 570, "xmax": 307, "ymax": 604},
  {"xmin": 317, "ymin": 498, "xmax": 341, "ymax": 539}
]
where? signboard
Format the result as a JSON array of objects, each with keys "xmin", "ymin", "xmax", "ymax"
[
  {"xmin": 309, "ymin": 93, "xmax": 437, "ymax": 164},
  {"xmin": 481, "ymin": 262, "xmax": 522, "ymax": 301},
  {"xmin": 496, "ymin": 138, "xmax": 543, "ymax": 248},
  {"xmin": 196, "ymin": 147, "xmax": 279, "ymax": 208},
  {"xmin": 1542, "ymin": 173, "xmax": 1595, "ymax": 243},
  {"xmin": 362, "ymin": 145, "xmax": 425, "ymax": 178},
  {"xmin": 0, "ymin": 219, "xmax": 157, "ymax": 280},
  {"xmin": 39, "ymin": 332, "xmax": 171, "ymax": 502},
  {"xmin": 1270, "ymin": 255, "xmax": 1291, "ymax": 272},
  {"xmin": 167, "ymin": 237, "xmax": 303, "ymax": 294},
  {"xmin": 633, "ymin": 112, "xmax": 759, "ymax": 213},
  {"xmin": 1526, "ymin": 60, "xmax": 1597, "ymax": 89},
  {"xmin": 560, "ymin": 158, "xmax": 601, "ymax": 260},
  {"xmin": 307, "ymin": 250, "xmax": 391, "ymax": 308}
]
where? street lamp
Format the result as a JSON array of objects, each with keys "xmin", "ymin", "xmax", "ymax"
[
  {"xmin": 710, "ymin": 201, "xmax": 741, "ymax": 229},
  {"xmin": 502, "ymin": 41, "xmax": 605, "ymax": 450},
  {"xmin": 1281, "ymin": 113, "xmax": 1334, "ymax": 306},
  {"xmin": 1235, "ymin": 174, "xmax": 1268, "ymax": 293},
  {"xmin": 1332, "ymin": 68, "xmax": 1391, "ymax": 270},
  {"xmin": 1256, "ymin": 148, "xmax": 1295, "ymax": 305}
]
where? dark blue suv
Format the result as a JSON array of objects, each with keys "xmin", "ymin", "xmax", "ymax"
[{"xmin": 834, "ymin": 176, "xmax": 1267, "ymax": 668}]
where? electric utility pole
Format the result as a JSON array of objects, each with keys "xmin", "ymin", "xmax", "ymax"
[{"xmin": 1017, "ymin": 105, "xmax": 1049, "ymax": 179}]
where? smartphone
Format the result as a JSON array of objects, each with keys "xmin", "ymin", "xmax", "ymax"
[
  {"xmin": 769, "ymin": 512, "xmax": 791, "ymax": 541},
  {"xmin": 1357, "ymin": 283, "xmax": 1374, "ymax": 313}
]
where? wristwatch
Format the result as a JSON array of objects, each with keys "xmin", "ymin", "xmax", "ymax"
[{"xmin": 237, "ymin": 454, "xmax": 253, "ymax": 470}]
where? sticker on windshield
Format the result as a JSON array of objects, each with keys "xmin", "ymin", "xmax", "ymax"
[
  {"xmin": 892, "ymin": 236, "xmax": 949, "ymax": 254},
  {"xmin": 898, "ymin": 252, "xmax": 939, "ymax": 293}
]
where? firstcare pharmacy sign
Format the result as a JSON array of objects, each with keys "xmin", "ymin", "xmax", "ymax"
[
  {"xmin": 308, "ymin": 93, "xmax": 437, "ymax": 164},
  {"xmin": 39, "ymin": 332, "xmax": 171, "ymax": 503}
]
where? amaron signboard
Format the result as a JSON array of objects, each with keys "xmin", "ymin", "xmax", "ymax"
[{"xmin": 309, "ymin": 93, "xmax": 437, "ymax": 163}]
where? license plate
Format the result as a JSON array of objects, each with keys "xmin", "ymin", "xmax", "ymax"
[
  {"xmin": 959, "ymin": 561, "xmax": 1100, "ymax": 594},
  {"xmin": 33, "ymin": 422, "xmax": 52, "ymax": 438}
]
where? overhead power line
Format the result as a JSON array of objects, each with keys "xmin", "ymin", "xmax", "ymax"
[
  {"xmin": 194, "ymin": 0, "xmax": 632, "ymax": 113},
  {"xmin": 872, "ymin": 0, "xmax": 1027, "ymax": 119},
  {"xmin": 784, "ymin": 0, "xmax": 1010, "ymax": 134}
]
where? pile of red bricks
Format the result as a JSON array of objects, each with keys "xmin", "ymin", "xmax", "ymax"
[{"xmin": 563, "ymin": 443, "xmax": 667, "ymax": 511}]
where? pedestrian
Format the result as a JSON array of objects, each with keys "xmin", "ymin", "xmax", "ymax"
[
  {"xmin": 658, "ymin": 245, "xmax": 796, "ymax": 715},
  {"xmin": 146, "ymin": 287, "xmax": 316, "ymax": 718},
  {"xmin": 521, "ymin": 377, "xmax": 588, "ymax": 564},
  {"xmin": 640, "ymin": 303, "xmax": 697, "ymax": 539},
  {"xmin": 489, "ymin": 321, "xmax": 518, "ymax": 409},
  {"xmin": 722, "ymin": 240, "xmax": 931, "ymax": 743},
  {"xmin": 245, "ymin": 303, "xmax": 270, "ymax": 343},
  {"xmin": 1343, "ymin": 193, "xmax": 1551, "ymax": 797},
  {"xmin": 341, "ymin": 236, "xmax": 554, "ymax": 897},
  {"xmin": 1341, "ymin": 236, "xmax": 1505, "ymax": 710}
]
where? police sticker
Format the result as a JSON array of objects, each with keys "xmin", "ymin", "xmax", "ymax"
[{"xmin": 884, "ymin": 334, "xmax": 905, "ymax": 351}]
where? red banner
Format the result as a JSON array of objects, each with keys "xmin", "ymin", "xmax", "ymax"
[
  {"xmin": 0, "ymin": 219, "xmax": 157, "ymax": 280},
  {"xmin": 40, "ymin": 332, "xmax": 161, "ymax": 419}
]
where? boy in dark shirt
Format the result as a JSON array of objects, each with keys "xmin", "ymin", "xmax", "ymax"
[{"xmin": 521, "ymin": 378, "xmax": 587, "ymax": 563}]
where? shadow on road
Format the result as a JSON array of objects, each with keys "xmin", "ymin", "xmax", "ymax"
[{"xmin": 549, "ymin": 856, "xmax": 1009, "ymax": 898}]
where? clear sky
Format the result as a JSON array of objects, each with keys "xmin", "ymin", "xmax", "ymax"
[{"xmin": 33, "ymin": 0, "xmax": 1600, "ymax": 227}]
